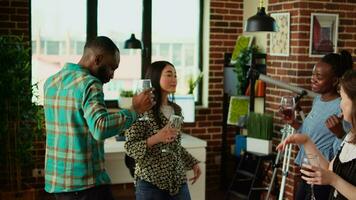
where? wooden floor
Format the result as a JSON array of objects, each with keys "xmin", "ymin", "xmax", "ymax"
[{"xmin": 111, "ymin": 184, "xmax": 135, "ymax": 200}]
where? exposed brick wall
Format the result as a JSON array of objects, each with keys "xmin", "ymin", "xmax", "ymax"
[
  {"xmin": 266, "ymin": 1, "xmax": 356, "ymax": 199},
  {"xmin": 0, "ymin": 0, "xmax": 30, "ymax": 41},
  {"xmin": 9, "ymin": 1, "xmax": 356, "ymax": 199},
  {"xmin": 183, "ymin": 0, "xmax": 244, "ymax": 191},
  {"xmin": 1, "ymin": 0, "xmax": 245, "ymax": 196},
  {"xmin": 0, "ymin": 0, "xmax": 47, "ymax": 194}
]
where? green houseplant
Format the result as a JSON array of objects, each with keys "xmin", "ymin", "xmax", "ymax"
[
  {"xmin": 187, "ymin": 72, "xmax": 203, "ymax": 95},
  {"xmin": 246, "ymin": 112, "xmax": 273, "ymax": 140},
  {"xmin": 233, "ymin": 45, "xmax": 259, "ymax": 95},
  {"xmin": 0, "ymin": 36, "xmax": 44, "ymax": 199},
  {"xmin": 245, "ymin": 112, "xmax": 273, "ymax": 155},
  {"xmin": 120, "ymin": 90, "xmax": 134, "ymax": 98},
  {"xmin": 118, "ymin": 90, "xmax": 134, "ymax": 109}
]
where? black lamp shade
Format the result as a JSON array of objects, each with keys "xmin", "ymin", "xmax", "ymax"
[
  {"xmin": 246, "ymin": 7, "xmax": 277, "ymax": 32},
  {"xmin": 124, "ymin": 34, "xmax": 142, "ymax": 49}
]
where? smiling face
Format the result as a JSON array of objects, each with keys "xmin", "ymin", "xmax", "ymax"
[
  {"xmin": 159, "ymin": 64, "xmax": 177, "ymax": 95},
  {"xmin": 311, "ymin": 61, "xmax": 337, "ymax": 94}
]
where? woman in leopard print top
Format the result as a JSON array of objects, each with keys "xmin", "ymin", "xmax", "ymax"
[{"xmin": 124, "ymin": 61, "xmax": 201, "ymax": 200}]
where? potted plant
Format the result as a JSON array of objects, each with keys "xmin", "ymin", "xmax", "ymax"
[
  {"xmin": 118, "ymin": 90, "xmax": 133, "ymax": 109},
  {"xmin": 233, "ymin": 45, "xmax": 259, "ymax": 95},
  {"xmin": 187, "ymin": 72, "xmax": 203, "ymax": 95},
  {"xmin": 172, "ymin": 72, "xmax": 203, "ymax": 123},
  {"xmin": 0, "ymin": 36, "xmax": 44, "ymax": 199},
  {"xmin": 245, "ymin": 112, "xmax": 273, "ymax": 155}
]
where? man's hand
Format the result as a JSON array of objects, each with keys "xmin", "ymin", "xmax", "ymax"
[
  {"xmin": 325, "ymin": 114, "xmax": 345, "ymax": 139},
  {"xmin": 132, "ymin": 88, "xmax": 155, "ymax": 114}
]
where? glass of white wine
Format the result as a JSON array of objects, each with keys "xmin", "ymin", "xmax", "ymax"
[
  {"xmin": 135, "ymin": 79, "xmax": 152, "ymax": 121},
  {"xmin": 302, "ymin": 154, "xmax": 319, "ymax": 200},
  {"xmin": 161, "ymin": 114, "xmax": 183, "ymax": 153}
]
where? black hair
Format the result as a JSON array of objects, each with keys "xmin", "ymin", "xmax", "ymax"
[
  {"xmin": 321, "ymin": 50, "xmax": 353, "ymax": 78},
  {"xmin": 340, "ymin": 70, "xmax": 356, "ymax": 144},
  {"xmin": 84, "ymin": 36, "xmax": 119, "ymax": 55},
  {"xmin": 145, "ymin": 60, "xmax": 176, "ymax": 128}
]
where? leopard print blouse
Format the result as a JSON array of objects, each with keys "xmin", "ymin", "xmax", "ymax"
[{"xmin": 124, "ymin": 103, "xmax": 199, "ymax": 195}]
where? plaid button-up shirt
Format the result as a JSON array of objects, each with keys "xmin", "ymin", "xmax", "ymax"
[{"xmin": 44, "ymin": 63, "xmax": 136, "ymax": 193}]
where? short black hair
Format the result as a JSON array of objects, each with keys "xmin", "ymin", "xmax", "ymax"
[
  {"xmin": 84, "ymin": 36, "xmax": 119, "ymax": 55},
  {"xmin": 321, "ymin": 50, "xmax": 353, "ymax": 78}
]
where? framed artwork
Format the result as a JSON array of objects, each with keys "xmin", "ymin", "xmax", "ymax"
[
  {"xmin": 231, "ymin": 35, "xmax": 254, "ymax": 63},
  {"xmin": 309, "ymin": 13, "xmax": 339, "ymax": 57},
  {"xmin": 227, "ymin": 96, "xmax": 249, "ymax": 125},
  {"xmin": 270, "ymin": 12, "xmax": 290, "ymax": 56}
]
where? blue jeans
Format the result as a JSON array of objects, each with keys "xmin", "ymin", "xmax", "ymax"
[{"xmin": 135, "ymin": 179, "xmax": 191, "ymax": 200}]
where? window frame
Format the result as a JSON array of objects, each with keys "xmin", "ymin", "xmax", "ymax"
[{"xmin": 71, "ymin": 0, "xmax": 204, "ymax": 106}]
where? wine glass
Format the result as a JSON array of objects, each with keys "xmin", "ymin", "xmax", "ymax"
[
  {"xmin": 280, "ymin": 96, "xmax": 295, "ymax": 122},
  {"xmin": 135, "ymin": 79, "xmax": 152, "ymax": 121},
  {"xmin": 161, "ymin": 114, "xmax": 183, "ymax": 153},
  {"xmin": 302, "ymin": 154, "xmax": 319, "ymax": 200},
  {"xmin": 168, "ymin": 114, "xmax": 183, "ymax": 131}
]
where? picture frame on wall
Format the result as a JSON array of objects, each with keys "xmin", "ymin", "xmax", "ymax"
[
  {"xmin": 309, "ymin": 13, "xmax": 339, "ymax": 57},
  {"xmin": 230, "ymin": 35, "xmax": 254, "ymax": 63},
  {"xmin": 227, "ymin": 96, "xmax": 249, "ymax": 125},
  {"xmin": 269, "ymin": 12, "xmax": 290, "ymax": 56}
]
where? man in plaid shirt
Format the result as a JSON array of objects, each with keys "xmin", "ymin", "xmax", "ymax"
[{"xmin": 43, "ymin": 36, "xmax": 153, "ymax": 200}]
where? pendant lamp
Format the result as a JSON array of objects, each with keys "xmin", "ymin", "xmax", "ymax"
[
  {"xmin": 124, "ymin": 34, "xmax": 142, "ymax": 49},
  {"xmin": 245, "ymin": 0, "xmax": 277, "ymax": 32}
]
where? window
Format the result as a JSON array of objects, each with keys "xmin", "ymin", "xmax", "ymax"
[
  {"xmin": 152, "ymin": 0, "xmax": 201, "ymax": 98},
  {"xmin": 32, "ymin": 0, "xmax": 203, "ymax": 104},
  {"xmin": 31, "ymin": 0, "xmax": 86, "ymax": 104},
  {"xmin": 98, "ymin": 0, "xmax": 143, "ymax": 100}
]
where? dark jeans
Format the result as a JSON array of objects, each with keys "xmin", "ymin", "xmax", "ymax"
[
  {"xmin": 295, "ymin": 179, "xmax": 331, "ymax": 200},
  {"xmin": 135, "ymin": 179, "xmax": 191, "ymax": 200},
  {"xmin": 125, "ymin": 154, "xmax": 135, "ymax": 178},
  {"xmin": 53, "ymin": 185, "xmax": 115, "ymax": 200}
]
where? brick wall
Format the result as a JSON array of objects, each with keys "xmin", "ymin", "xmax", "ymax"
[
  {"xmin": 183, "ymin": 0, "xmax": 244, "ymax": 191},
  {"xmin": 6, "ymin": 0, "xmax": 356, "ymax": 199},
  {"xmin": 0, "ymin": 0, "xmax": 30, "ymax": 41},
  {"xmin": 267, "ymin": 0, "xmax": 356, "ymax": 199},
  {"xmin": 1, "ymin": 0, "xmax": 245, "ymax": 195},
  {"xmin": 0, "ymin": 0, "xmax": 46, "ymax": 192}
]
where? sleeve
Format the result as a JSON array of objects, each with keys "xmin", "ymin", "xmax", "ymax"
[
  {"xmin": 180, "ymin": 146, "xmax": 199, "ymax": 170},
  {"xmin": 124, "ymin": 120, "xmax": 150, "ymax": 162},
  {"xmin": 332, "ymin": 138, "xmax": 343, "ymax": 156},
  {"xmin": 298, "ymin": 96, "xmax": 318, "ymax": 133},
  {"xmin": 82, "ymin": 80, "xmax": 137, "ymax": 141}
]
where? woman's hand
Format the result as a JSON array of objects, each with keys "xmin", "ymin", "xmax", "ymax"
[
  {"xmin": 325, "ymin": 114, "xmax": 346, "ymax": 139},
  {"xmin": 300, "ymin": 163, "xmax": 335, "ymax": 185},
  {"xmin": 146, "ymin": 124, "xmax": 178, "ymax": 147},
  {"xmin": 156, "ymin": 124, "xmax": 178, "ymax": 144},
  {"xmin": 276, "ymin": 133, "xmax": 309, "ymax": 151},
  {"xmin": 278, "ymin": 106, "xmax": 300, "ymax": 129},
  {"xmin": 189, "ymin": 164, "xmax": 201, "ymax": 185}
]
